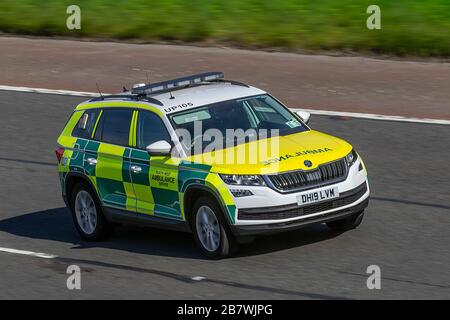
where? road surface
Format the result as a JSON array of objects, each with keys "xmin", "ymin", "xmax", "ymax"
[{"xmin": 0, "ymin": 90, "xmax": 449, "ymax": 299}]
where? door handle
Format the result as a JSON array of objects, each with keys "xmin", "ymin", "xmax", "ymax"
[
  {"xmin": 85, "ymin": 158, "xmax": 98, "ymax": 166},
  {"xmin": 131, "ymin": 165, "xmax": 142, "ymax": 173}
]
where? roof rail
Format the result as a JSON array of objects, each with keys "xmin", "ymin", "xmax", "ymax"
[
  {"xmin": 89, "ymin": 94, "xmax": 163, "ymax": 106},
  {"xmin": 89, "ymin": 94, "xmax": 138, "ymax": 102},
  {"xmin": 131, "ymin": 72, "xmax": 225, "ymax": 96},
  {"xmin": 212, "ymin": 79, "xmax": 249, "ymax": 88}
]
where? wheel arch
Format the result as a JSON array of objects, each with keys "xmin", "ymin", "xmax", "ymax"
[
  {"xmin": 183, "ymin": 184, "xmax": 233, "ymax": 228},
  {"xmin": 65, "ymin": 172, "xmax": 101, "ymax": 207}
]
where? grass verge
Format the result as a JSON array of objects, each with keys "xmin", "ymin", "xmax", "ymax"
[{"xmin": 0, "ymin": 0, "xmax": 449, "ymax": 56}]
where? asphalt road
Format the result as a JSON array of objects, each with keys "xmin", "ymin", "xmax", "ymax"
[{"xmin": 0, "ymin": 90, "xmax": 449, "ymax": 299}]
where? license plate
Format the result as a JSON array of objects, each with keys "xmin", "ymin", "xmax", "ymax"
[{"xmin": 297, "ymin": 187, "xmax": 339, "ymax": 206}]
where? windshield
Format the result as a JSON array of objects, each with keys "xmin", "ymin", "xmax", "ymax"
[{"xmin": 169, "ymin": 94, "xmax": 308, "ymax": 155}]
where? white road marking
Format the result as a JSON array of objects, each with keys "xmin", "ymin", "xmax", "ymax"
[
  {"xmin": 0, "ymin": 247, "xmax": 57, "ymax": 259},
  {"xmin": 0, "ymin": 84, "xmax": 449, "ymax": 125},
  {"xmin": 191, "ymin": 276, "xmax": 206, "ymax": 281},
  {"xmin": 292, "ymin": 108, "xmax": 450, "ymax": 126},
  {"xmin": 0, "ymin": 85, "xmax": 102, "ymax": 97}
]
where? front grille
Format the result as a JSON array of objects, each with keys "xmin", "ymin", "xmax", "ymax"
[
  {"xmin": 266, "ymin": 158, "xmax": 347, "ymax": 193},
  {"xmin": 238, "ymin": 182, "xmax": 367, "ymax": 220}
]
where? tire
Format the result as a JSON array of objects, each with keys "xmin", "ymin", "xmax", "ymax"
[
  {"xmin": 70, "ymin": 182, "xmax": 112, "ymax": 241},
  {"xmin": 191, "ymin": 196, "xmax": 238, "ymax": 259},
  {"xmin": 326, "ymin": 210, "xmax": 365, "ymax": 232}
]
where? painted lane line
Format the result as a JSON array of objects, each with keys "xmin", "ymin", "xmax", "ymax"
[
  {"xmin": 0, "ymin": 247, "xmax": 57, "ymax": 259},
  {"xmin": 191, "ymin": 276, "xmax": 206, "ymax": 281},
  {"xmin": 1, "ymin": 84, "xmax": 449, "ymax": 125},
  {"xmin": 0, "ymin": 85, "xmax": 103, "ymax": 97},
  {"xmin": 293, "ymin": 108, "xmax": 450, "ymax": 126}
]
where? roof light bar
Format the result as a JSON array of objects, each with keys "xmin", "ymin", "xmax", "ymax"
[{"xmin": 131, "ymin": 72, "xmax": 224, "ymax": 95}]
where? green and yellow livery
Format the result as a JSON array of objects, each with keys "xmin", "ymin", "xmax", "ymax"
[{"xmin": 56, "ymin": 73, "xmax": 369, "ymax": 258}]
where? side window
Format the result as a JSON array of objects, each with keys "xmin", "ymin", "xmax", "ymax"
[
  {"xmin": 137, "ymin": 111, "xmax": 171, "ymax": 149},
  {"xmin": 94, "ymin": 109, "xmax": 133, "ymax": 146},
  {"xmin": 72, "ymin": 109, "xmax": 101, "ymax": 139}
]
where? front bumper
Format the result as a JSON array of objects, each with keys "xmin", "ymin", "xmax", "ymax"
[
  {"xmin": 228, "ymin": 156, "xmax": 370, "ymax": 236},
  {"xmin": 237, "ymin": 181, "xmax": 368, "ymax": 221},
  {"xmin": 232, "ymin": 195, "xmax": 369, "ymax": 236}
]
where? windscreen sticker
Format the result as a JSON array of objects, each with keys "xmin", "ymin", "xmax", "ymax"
[
  {"xmin": 286, "ymin": 119, "xmax": 301, "ymax": 128},
  {"xmin": 254, "ymin": 106, "xmax": 276, "ymax": 113},
  {"xmin": 172, "ymin": 109, "xmax": 211, "ymax": 124}
]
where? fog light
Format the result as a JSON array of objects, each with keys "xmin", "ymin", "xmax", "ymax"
[{"xmin": 230, "ymin": 189, "xmax": 253, "ymax": 197}]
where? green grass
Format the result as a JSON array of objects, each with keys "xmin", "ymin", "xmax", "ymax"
[{"xmin": 0, "ymin": 0, "xmax": 449, "ymax": 56}]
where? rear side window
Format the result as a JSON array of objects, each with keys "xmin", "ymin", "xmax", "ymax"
[
  {"xmin": 94, "ymin": 109, "xmax": 133, "ymax": 146},
  {"xmin": 137, "ymin": 111, "xmax": 171, "ymax": 149},
  {"xmin": 72, "ymin": 109, "xmax": 101, "ymax": 139}
]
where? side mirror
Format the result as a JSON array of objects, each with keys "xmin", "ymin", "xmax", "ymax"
[
  {"xmin": 295, "ymin": 110, "xmax": 311, "ymax": 124},
  {"xmin": 146, "ymin": 140, "xmax": 172, "ymax": 156}
]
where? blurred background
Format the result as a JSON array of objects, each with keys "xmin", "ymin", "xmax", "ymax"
[
  {"xmin": 0, "ymin": 0, "xmax": 449, "ymax": 57},
  {"xmin": 0, "ymin": 1, "xmax": 449, "ymax": 300}
]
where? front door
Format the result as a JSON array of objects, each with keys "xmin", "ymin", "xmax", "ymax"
[{"xmin": 130, "ymin": 110, "xmax": 181, "ymax": 219}]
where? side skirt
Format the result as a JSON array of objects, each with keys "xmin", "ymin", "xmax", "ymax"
[{"xmin": 102, "ymin": 206, "xmax": 191, "ymax": 233}]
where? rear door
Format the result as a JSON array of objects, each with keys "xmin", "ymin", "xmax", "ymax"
[
  {"xmin": 70, "ymin": 108, "xmax": 102, "ymax": 178},
  {"xmin": 92, "ymin": 108, "xmax": 137, "ymax": 211}
]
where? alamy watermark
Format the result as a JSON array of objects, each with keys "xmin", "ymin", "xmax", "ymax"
[
  {"xmin": 173, "ymin": 122, "xmax": 281, "ymax": 169},
  {"xmin": 66, "ymin": 265, "xmax": 81, "ymax": 290},
  {"xmin": 366, "ymin": 265, "xmax": 381, "ymax": 290},
  {"xmin": 65, "ymin": 5, "xmax": 380, "ymax": 32},
  {"xmin": 366, "ymin": 5, "xmax": 381, "ymax": 30},
  {"xmin": 66, "ymin": 5, "xmax": 81, "ymax": 30}
]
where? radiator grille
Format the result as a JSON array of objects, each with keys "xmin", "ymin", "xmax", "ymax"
[{"xmin": 266, "ymin": 159, "xmax": 347, "ymax": 193}]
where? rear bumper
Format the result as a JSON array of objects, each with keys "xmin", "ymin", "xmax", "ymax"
[
  {"xmin": 231, "ymin": 182, "xmax": 369, "ymax": 236},
  {"xmin": 62, "ymin": 194, "xmax": 69, "ymax": 207}
]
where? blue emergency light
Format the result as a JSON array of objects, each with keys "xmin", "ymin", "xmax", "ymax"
[{"xmin": 131, "ymin": 72, "xmax": 225, "ymax": 95}]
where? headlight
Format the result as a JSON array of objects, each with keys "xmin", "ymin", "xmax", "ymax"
[
  {"xmin": 345, "ymin": 149, "xmax": 358, "ymax": 167},
  {"xmin": 219, "ymin": 174, "xmax": 266, "ymax": 186}
]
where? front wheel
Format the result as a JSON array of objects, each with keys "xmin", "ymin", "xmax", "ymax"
[
  {"xmin": 326, "ymin": 210, "xmax": 365, "ymax": 232},
  {"xmin": 192, "ymin": 197, "xmax": 238, "ymax": 259}
]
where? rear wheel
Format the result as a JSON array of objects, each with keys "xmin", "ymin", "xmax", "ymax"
[
  {"xmin": 192, "ymin": 197, "xmax": 238, "ymax": 259},
  {"xmin": 70, "ymin": 182, "xmax": 112, "ymax": 241},
  {"xmin": 326, "ymin": 210, "xmax": 365, "ymax": 232}
]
